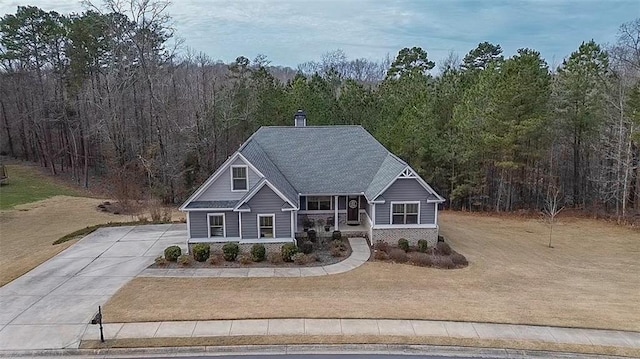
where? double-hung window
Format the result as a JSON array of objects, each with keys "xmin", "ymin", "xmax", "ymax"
[
  {"xmin": 391, "ymin": 202, "xmax": 419, "ymax": 224},
  {"xmin": 258, "ymin": 214, "xmax": 275, "ymax": 238},
  {"xmin": 231, "ymin": 166, "xmax": 247, "ymax": 191},
  {"xmin": 307, "ymin": 196, "xmax": 332, "ymax": 210},
  {"xmin": 208, "ymin": 214, "xmax": 225, "ymax": 237}
]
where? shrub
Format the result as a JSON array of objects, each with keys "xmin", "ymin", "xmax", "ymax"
[
  {"xmin": 222, "ymin": 242, "xmax": 240, "ymax": 261},
  {"xmin": 330, "ymin": 247, "xmax": 343, "ymax": 257},
  {"xmin": 238, "ymin": 254, "xmax": 253, "ymax": 265},
  {"xmin": 251, "ymin": 244, "xmax": 266, "ymax": 262},
  {"xmin": 451, "ymin": 253, "xmax": 468, "ymax": 266},
  {"xmin": 374, "ymin": 250, "xmax": 389, "ymax": 260},
  {"xmin": 374, "ymin": 240, "xmax": 390, "ymax": 253},
  {"xmin": 410, "ymin": 253, "xmax": 433, "ymax": 267},
  {"xmin": 417, "ymin": 239, "xmax": 429, "ymax": 253},
  {"xmin": 307, "ymin": 229, "xmax": 317, "ymax": 242},
  {"xmin": 161, "ymin": 207, "xmax": 172, "ymax": 222},
  {"xmin": 389, "ymin": 248, "xmax": 408, "ymax": 263},
  {"xmin": 436, "ymin": 242, "xmax": 452, "ymax": 256},
  {"xmin": 150, "ymin": 206, "xmax": 162, "ymax": 222},
  {"xmin": 303, "ymin": 216, "xmax": 314, "ymax": 229},
  {"xmin": 268, "ymin": 252, "xmax": 284, "ymax": 264},
  {"xmin": 331, "ymin": 240, "xmax": 347, "ymax": 251},
  {"xmin": 397, "ymin": 238, "xmax": 410, "ymax": 252},
  {"xmin": 164, "ymin": 245, "xmax": 181, "ymax": 262},
  {"xmin": 432, "ymin": 255, "xmax": 455, "ymax": 269},
  {"xmin": 298, "ymin": 240, "xmax": 313, "ymax": 254},
  {"xmin": 154, "ymin": 256, "xmax": 168, "ymax": 266},
  {"xmin": 192, "ymin": 243, "xmax": 210, "ymax": 262},
  {"xmin": 292, "ymin": 253, "xmax": 311, "ymax": 265},
  {"xmin": 332, "ymin": 230, "xmax": 342, "ymax": 241},
  {"xmin": 177, "ymin": 254, "xmax": 192, "ymax": 266},
  {"xmin": 281, "ymin": 243, "xmax": 298, "ymax": 262},
  {"xmin": 208, "ymin": 255, "xmax": 220, "ymax": 265}
]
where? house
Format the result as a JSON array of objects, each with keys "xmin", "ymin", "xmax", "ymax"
[{"xmin": 179, "ymin": 110, "xmax": 445, "ymax": 250}]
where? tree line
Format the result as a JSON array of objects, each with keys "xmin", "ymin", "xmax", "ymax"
[{"xmin": 0, "ymin": 1, "xmax": 638, "ymax": 221}]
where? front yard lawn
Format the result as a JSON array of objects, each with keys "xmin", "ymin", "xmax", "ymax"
[
  {"xmin": 104, "ymin": 211, "xmax": 640, "ymax": 331},
  {"xmin": 0, "ymin": 164, "xmax": 84, "ymax": 210}
]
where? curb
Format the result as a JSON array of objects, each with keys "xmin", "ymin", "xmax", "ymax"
[{"xmin": 0, "ymin": 344, "xmax": 633, "ymax": 358}]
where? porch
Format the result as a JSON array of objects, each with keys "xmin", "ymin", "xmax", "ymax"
[
  {"xmin": 295, "ymin": 194, "xmax": 372, "ymax": 240},
  {"xmin": 295, "ymin": 213, "xmax": 371, "ymax": 240}
]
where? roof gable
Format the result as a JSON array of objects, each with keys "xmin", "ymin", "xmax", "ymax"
[{"xmin": 179, "ymin": 152, "xmax": 263, "ymax": 211}]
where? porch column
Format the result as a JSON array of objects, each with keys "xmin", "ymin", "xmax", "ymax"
[{"xmin": 334, "ymin": 195, "xmax": 339, "ymax": 231}]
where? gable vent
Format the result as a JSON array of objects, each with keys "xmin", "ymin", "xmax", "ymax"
[{"xmin": 294, "ymin": 109, "xmax": 307, "ymax": 127}]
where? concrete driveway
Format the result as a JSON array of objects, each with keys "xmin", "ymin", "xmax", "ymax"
[{"xmin": 0, "ymin": 223, "xmax": 187, "ymax": 350}]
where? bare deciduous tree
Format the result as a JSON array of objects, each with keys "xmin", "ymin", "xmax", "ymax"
[{"xmin": 543, "ymin": 185, "xmax": 564, "ymax": 248}]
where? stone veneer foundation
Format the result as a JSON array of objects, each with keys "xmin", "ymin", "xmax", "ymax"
[{"xmin": 371, "ymin": 228, "xmax": 438, "ymax": 247}]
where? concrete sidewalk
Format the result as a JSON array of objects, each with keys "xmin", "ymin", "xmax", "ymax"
[
  {"xmin": 138, "ymin": 237, "xmax": 371, "ymax": 278},
  {"xmin": 81, "ymin": 318, "xmax": 640, "ymax": 349}
]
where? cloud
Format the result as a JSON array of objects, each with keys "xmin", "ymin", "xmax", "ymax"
[{"xmin": 1, "ymin": 0, "xmax": 637, "ymax": 67}]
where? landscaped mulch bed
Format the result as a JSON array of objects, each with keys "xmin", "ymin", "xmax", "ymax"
[
  {"xmin": 372, "ymin": 240, "xmax": 468, "ymax": 269},
  {"xmin": 152, "ymin": 236, "xmax": 353, "ymax": 268}
]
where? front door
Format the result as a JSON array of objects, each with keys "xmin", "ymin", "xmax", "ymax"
[{"xmin": 346, "ymin": 196, "xmax": 360, "ymax": 225}]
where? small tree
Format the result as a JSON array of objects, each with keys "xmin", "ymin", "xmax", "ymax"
[{"xmin": 543, "ymin": 186, "xmax": 564, "ymax": 248}]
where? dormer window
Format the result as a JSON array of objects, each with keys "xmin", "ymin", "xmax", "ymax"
[{"xmin": 231, "ymin": 166, "xmax": 248, "ymax": 191}]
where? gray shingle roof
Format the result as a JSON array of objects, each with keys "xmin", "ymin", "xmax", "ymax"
[
  {"xmin": 239, "ymin": 140, "xmax": 299, "ymax": 206},
  {"xmin": 239, "ymin": 126, "xmax": 408, "ymax": 200},
  {"xmin": 186, "ymin": 200, "xmax": 238, "ymax": 209},
  {"xmin": 364, "ymin": 154, "xmax": 407, "ymax": 200}
]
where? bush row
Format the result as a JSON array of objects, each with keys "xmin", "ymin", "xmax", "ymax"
[
  {"xmin": 159, "ymin": 239, "xmax": 334, "ymax": 265},
  {"xmin": 372, "ymin": 238, "xmax": 467, "ymax": 269}
]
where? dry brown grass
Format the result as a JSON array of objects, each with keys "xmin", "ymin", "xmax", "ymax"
[
  {"xmin": 0, "ymin": 196, "xmax": 131, "ymax": 286},
  {"xmin": 79, "ymin": 335, "xmax": 640, "ymax": 358},
  {"xmin": 104, "ymin": 211, "xmax": 640, "ymax": 331}
]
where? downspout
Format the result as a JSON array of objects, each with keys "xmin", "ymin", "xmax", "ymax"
[
  {"xmin": 335, "ymin": 196, "xmax": 339, "ymax": 231},
  {"xmin": 291, "ymin": 210, "xmax": 296, "ymax": 245}
]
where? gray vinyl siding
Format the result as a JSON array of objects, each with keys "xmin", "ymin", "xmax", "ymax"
[
  {"xmin": 189, "ymin": 211, "xmax": 239, "ymax": 238},
  {"xmin": 375, "ymin": 179, "xmax": 436, "ymax": 225},
  {"xmin": 198, "ymin": 157, "xmax": 261, "ymax": 201},
  {"xmin": 241, "ymin": 185, "xmax": 292, "ymax": 239}
]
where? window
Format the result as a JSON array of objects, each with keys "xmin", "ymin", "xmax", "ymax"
[
  {"xmin": 391, "ymin": 202, "xmax": 419, "ymax": 224},
  {"xmin": 231, "ymin": 166, "xmax": 247, "ymax": 191},
  {"xmin": 307, "ymin": 196, "xmax": 332, "ymax": 210},
  {"xmin": 258, "ymin": 214, "xmax": 275, "ymax": 238},
  {"xmin": 208, "ymin": 214, "xmax": 225, "ymax": 237}
]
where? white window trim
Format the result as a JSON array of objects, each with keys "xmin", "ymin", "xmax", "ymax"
[
  {"xmin": 207, "ymin": 213, "xmax": 226, "ymax": 238},
  {"xmin": 230, "ymin": 165, "xmax": 249, "ymax": 192},
  {"xmin": 306, "ymin": 196, "xmax": 333, "ymax": 211},
  {"xmin": 390, "ymin": 201, "xmax": 420, "ymax": 225},
  {"xmin": 257, "ymin": 213, "xmax": 276, "ymax": 239}
]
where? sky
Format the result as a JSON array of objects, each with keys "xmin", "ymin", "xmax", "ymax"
[{"xmin": 1, "ymin": 0, "xmax": 638, "ymax": 69}]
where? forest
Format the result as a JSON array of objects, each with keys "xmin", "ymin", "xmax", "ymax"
[{"xmin": 0, "ymin": 1, "xmax": 639, "ymax": 221}]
